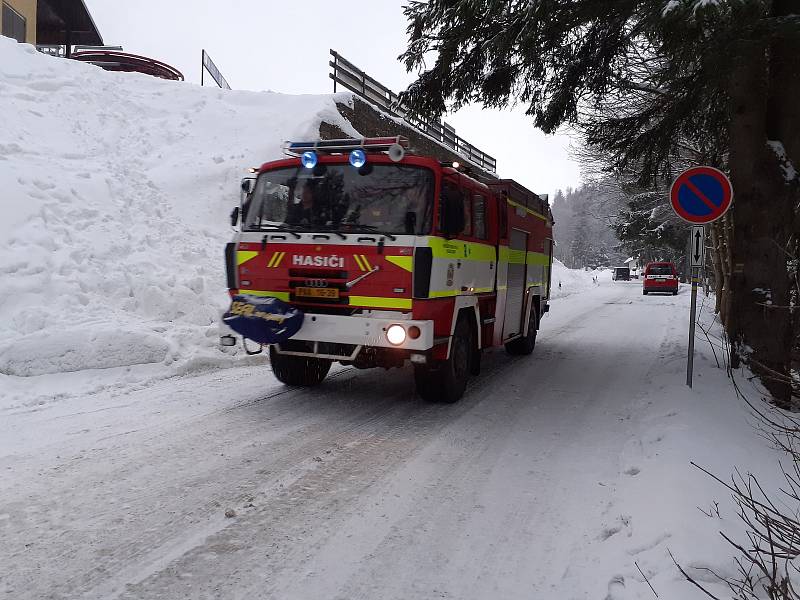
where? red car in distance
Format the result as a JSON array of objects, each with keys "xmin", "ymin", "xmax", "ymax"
[{"xmin": 643, "ymin": 262, "xmax": 679, "ymax": 295}]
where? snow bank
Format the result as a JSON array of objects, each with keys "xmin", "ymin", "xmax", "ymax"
[
  {"xmin": 0, "ymin": 38, "xmax": 358, "ymax": 398},
  {"xmin": 550, "ymin": 258, "xmax": 609, "ymax": 299}
]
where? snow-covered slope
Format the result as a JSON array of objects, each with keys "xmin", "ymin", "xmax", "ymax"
[{"xmin": 0, "ymin": 39, "xmax": 357, "ymax": 390}]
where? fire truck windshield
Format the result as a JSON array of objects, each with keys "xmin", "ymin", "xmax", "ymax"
[{"xmin": 243, "ymin": 164, "xmax": 434, "ymax": 236}]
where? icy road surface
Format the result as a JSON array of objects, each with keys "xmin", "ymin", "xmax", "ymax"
[{"xmin": 0, "ymin": 281, "xmax": 763, "ymax": 599}]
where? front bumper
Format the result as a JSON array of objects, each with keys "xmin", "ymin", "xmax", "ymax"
[{"xmin": 220, "ymin": 312, "xmax": 435, "ymax": 351}]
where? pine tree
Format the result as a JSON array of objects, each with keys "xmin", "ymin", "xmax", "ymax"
[{"xmin": 614, "ymin": 187, "xmax": 685, "ymax": 266}]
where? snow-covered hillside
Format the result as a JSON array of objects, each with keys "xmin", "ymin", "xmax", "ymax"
[{"xmin": 0, "ymin": 38, "xmax": 357, "ymax": 401}]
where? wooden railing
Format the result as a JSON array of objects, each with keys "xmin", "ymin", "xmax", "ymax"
[{"xmin": 329, "ymin": 50, "xmax": 497, "ymax": 174}]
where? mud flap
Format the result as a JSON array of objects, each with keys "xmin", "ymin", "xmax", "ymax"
[{"xmin": 223, "ymin": 295, "xmax": 304, "ymax": 345}]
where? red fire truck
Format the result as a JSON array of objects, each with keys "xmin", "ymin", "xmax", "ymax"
[{"xmin": 221, "ymin": 137, "xmax": 553, "ymax": 403}]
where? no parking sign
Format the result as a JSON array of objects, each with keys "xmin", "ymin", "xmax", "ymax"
[
  {"xmin": 670, "ymin": 166, "xmax": 732, "ymax": 224},
  {"xmin": 670, "ymin": 166, "xmax": 733, "ymax": 389}
]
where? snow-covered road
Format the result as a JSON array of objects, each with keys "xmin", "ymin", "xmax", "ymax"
[{"xmin": 0, "ymin": 280, "xmax": 765, "ymax": 599}]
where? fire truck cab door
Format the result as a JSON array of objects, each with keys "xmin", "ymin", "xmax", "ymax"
[{"xmin": 503, "ymin": 228, "xmax": 528, "ymax": 339}]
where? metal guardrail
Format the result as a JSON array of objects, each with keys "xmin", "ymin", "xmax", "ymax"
[
  {"xmin": 329, "ymin": 50, "xmax": 497, "ymax": 174},
  {"xmin": 201, "ymin": 49, "xmax": 231, "ymax": 90},
  {"xmin": 36, "ymin": 45, "xmax": 123, "ymax": 58}
]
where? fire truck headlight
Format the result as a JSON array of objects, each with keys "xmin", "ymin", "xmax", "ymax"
[
  {"xmin": 349, "ymin": 149, "xmax": 367, "ymax": 168},
  {"xmin": 301, "ymin": 151, "xmax": 318, "ymax": 169},
  {"xmin": 386, "ymin": 324, "xmax": 407, "ymax": 346}
]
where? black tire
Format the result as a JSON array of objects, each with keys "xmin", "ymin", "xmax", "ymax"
[
  {"xmin": 505, "ymin": 305, "xmax": 538, "ymax": 356},
  {"xmin": 269, "ymin": 346, "xmax": 331, "ymax": 386},
  {"xmin": 672, "ymin": 290, "xmax": 678, "ymax": 295},
  {"xmin": 643, "ymin": 290, "xmax": 648, "ymax": 295},
  {"xmin": 414, "ymin": 315, "xmax": 474, "ymax": 403}
]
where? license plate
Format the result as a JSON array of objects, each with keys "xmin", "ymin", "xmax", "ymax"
[{"xmin": 295, "ymin": 287, "xmax": 339, "ymax": 299}]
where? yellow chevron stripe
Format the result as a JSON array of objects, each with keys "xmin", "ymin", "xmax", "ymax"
[
  {"xmin": 273, "ymin": 252, "xmax": 286, "ymax": 268},
  {"xmin": 386, "ymin": 256, "xmax": 413, "ymax": 272},
  {"xmin": 236, "ymin": 251, "xmax": 259, "ymax": 266},
  {"xmin": 353, "ymin": 254, "xmax": 366, "ymax": 271},
  {"xmin": 266, "ymin": 252, "xmax": 279, "ymax": 268},
  {"xmin": 361, "ymin": 255, "xmax": 372, "ymax": 271}
]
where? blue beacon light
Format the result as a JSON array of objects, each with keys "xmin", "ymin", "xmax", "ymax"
[
  {"xmin": 349, "ymin": 149, "xmax": 367, "ymax": 168},
  {"xmin": 301, "ymin": 151, "xmax": 318, "ymax": 169}
]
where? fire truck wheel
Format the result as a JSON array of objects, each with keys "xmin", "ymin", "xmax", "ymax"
[
  {"xmin": 505, "ymin": 307, "xmax": 537, "ymax": 356},
  {"xmin": 269, "ymin": 346, "xmax": 332, "ymax": 387},
  {"xmin": 414, "ymin": 315, "xmax": 474, "ymax": 403}
]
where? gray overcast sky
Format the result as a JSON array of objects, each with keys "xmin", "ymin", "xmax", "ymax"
[{"xmin": 83, "ymin": 0, "xmax": 581, "ymax": 197}]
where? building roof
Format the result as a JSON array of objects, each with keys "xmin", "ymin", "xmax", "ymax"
[{"xmin": 37, "ymin": 0, "xmax": 103, "ymax": 46}]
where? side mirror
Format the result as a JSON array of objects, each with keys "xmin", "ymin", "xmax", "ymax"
[
  {"xmin": 230, "ymin": 206, "xmax": 240, "ymax": 226},
  {"xmin": 241, "ymin": 178, "xmax": 255, "ymax": 194},
  {"xmin": 441, "ymin": 192, "xmax": 465, "ymax": 237}
]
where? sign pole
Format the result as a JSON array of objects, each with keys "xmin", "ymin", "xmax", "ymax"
[
  {"xmin": 686, "ymin": 225, "xmax": 705, "ymax": 388},
  {"xmin": 687, "ymin": 266, "xmax": 699, "ymax": 387},
  {"xmin": 670, "ymin": 167, "xmax": 731, "ymax": 389}
]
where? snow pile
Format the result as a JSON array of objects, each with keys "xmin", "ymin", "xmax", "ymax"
[
  {"xmin": 0, "ymin": 38, "xmax": 357, "ymax": 396},
  {"xmin": 550, "ymin": 258, "xmax": 609, "ymax": 299}
]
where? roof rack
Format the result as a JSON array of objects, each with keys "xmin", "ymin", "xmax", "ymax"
[{"xmin": 283, "ymin": 136, "xmax": 409, "ymax": 157}]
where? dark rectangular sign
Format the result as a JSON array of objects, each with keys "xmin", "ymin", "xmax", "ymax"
[{"xmin": 202, "ymin": 49, "xmax": 231, "ymax": 90}]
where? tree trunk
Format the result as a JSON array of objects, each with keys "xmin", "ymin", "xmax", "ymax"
[
  {"xmin": 723, "ymin": 212, "xmax": 734, "ymax": 329},
  {"xmin": 727, "ymin": 36, "xmax": 794, "ymax": 406},
  {"xmin": 766, "ymin": 0, "xmax": 800, "ymax": 400},
  {"xmin": 711, "ymin": 220, "xmax": 724, "ymax": 314},
  {"xmin": 711, "ymin": 213, "xmax": 734, "ymax": 329}
]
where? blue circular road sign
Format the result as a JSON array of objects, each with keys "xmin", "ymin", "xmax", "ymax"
[{"xmin": 670, "ymin": 166, "xmax": 733, "ymax": 224}]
